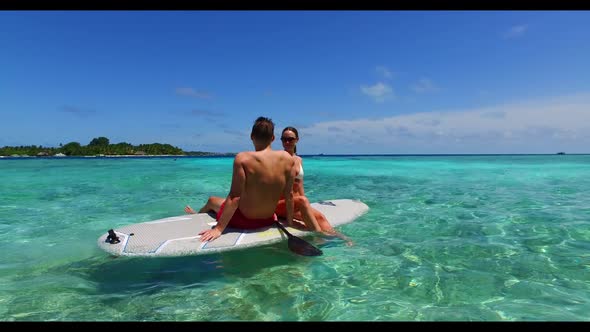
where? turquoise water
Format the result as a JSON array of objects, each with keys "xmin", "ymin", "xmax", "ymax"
[{"xmin": 1, "ymin": 155, "xmax": 589, "ymax": 321}]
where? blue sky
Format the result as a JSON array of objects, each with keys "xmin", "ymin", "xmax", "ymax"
[{"xmin": 2, "ymin": 11, "xmax": 590, "ymax": 154}]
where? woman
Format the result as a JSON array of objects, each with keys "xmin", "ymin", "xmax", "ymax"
[{"xmin": 274, "ymin": 127, "xmax": 351, "ymax": 244}]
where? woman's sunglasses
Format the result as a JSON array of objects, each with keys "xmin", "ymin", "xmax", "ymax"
[{"xmin": 281, "ymin": 137, "xmax": 297, "ymax": 143}]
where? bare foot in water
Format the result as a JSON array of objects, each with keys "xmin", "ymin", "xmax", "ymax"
[
  {"xmin": 184, "ymin": 205, "xmax": 197, "ymax": 214},
  {"xmin": 322, "ymin": 230, "xmax": 354, "ymax": 247}
]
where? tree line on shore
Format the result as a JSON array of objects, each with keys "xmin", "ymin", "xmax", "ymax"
[{"xmin": 0, "ymin": 137, "xmax": 225, "ymax": 157}]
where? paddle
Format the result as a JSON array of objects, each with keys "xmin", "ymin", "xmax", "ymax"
[{"xmin": 275, "ymin": 221, "xmax": 323, "ymax": 256}]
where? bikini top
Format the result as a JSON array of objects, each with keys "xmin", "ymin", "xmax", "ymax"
[{"xmin": 295, "ymin": 163, "xmax": 304, "ymax": 181}]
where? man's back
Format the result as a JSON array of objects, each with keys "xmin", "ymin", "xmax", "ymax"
[
  {"xmin": 197, "ymin": 116, "xmax": 297, "ymax": 242},
  {"xmin": 237, "ymin": 149, "xmax": 295, "ymax": 219}
]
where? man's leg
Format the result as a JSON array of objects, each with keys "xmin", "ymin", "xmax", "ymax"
[
  {"xmin": 184, "ymin": 196, "xmax": 225, "ymax": 214},
  {"xmin": 198, "ymin": 196, "xmax": 225, "ymax": 213}
]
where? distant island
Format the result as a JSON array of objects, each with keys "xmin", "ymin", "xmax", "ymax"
[{"xmin": 0, "ymin": 136, "xmax": 235, "ymax": 157}]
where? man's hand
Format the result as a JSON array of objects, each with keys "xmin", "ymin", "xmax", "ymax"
[
  {"xmin": 199, "ymin": 227, "xmax": 222, "ymax": 242},
  {"xmin": 289, "ymin": 219, "xmax": 308, "ymax": 230}
]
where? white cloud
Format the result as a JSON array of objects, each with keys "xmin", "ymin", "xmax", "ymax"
[
  {"xmin": 375, "ymin": 66, "xmax": 393, "ymax": 79},
  {"xmin": 165, "ymin": 128, "xmax": 252, "ymax": 154},
  {"xmin": 411, "ymin": 78, "xmax": 439, "ymax": 93},
  {"xmin": 297, "ymin": 93, "xmax": 590, "ymax": 154},
  {"xmin": 360, "ymin": 82, "xmax": 394, "ymax": 103},
  {"xmin": 504, "ymin": 25, "xmax": 528, "ymax": 39},
  {"xmin": 176, "ymin": 87, "xmax": 212, "ymax": 99},
  {"xmin": 160, "ymin": 93, "xmax": 590, "ymax": 154}
]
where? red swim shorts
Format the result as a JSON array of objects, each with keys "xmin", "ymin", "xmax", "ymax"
[{"xmin": 216, "ymin": 200, "xmax": 277, "ymax": 229}]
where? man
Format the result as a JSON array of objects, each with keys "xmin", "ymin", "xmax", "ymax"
[{"xmin": 198, "ymin": 117, "xmax": 297, "ymax": 242}]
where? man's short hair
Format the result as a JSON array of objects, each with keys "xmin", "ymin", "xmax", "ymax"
[{"xmin": 251, "ymin": 116, "xmax": 274, "ymax": 142}]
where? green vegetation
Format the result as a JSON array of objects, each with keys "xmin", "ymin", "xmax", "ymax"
[{"xmin": 0, "ymin": 137, "xmax": 189, "ymax": 157}]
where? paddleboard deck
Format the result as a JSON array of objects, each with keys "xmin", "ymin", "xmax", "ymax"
[{"xmin": 97, "ymin": 199, "xmax": 368, "ymax": 257}]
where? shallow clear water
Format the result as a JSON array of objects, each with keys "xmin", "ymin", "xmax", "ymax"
[{"xmin": 1, "ymin": 155, "xmax": 589, "ymax": 321}]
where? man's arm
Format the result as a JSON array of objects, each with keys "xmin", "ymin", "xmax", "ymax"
[
  {"xmin": 199, "ymin": 154, "xmax": 246, "ymax": 242},
  {"xmin": 284, "ymin": 155, "xmax": 296, "ymax": 227}
]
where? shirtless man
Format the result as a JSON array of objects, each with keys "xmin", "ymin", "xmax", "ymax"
[{"xmin": 198, "ymin": 117, "xmax": 297, "ymax": 242}]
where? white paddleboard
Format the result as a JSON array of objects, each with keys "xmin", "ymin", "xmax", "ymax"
[{"xmin": 97, "ymin": 199, "xmax": 368, "ymax": 257}]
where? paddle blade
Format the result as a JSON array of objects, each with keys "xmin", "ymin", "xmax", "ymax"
[{"xmin": 287, "ymin": 236, "xmax": 323, "ymax": 256}]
